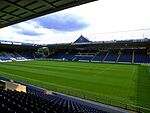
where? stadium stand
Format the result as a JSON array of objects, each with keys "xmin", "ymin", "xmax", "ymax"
[
  {"xmin": 63, "ymin": 50, "xmax": 79, "ymax": 61},
  {"xmin": 73, "ymin": 50, "xmax": 95, "ymax": 62},
  {"xmin": 0, "ymin": 88, "xmax": 109, "ymax": 113},
  {"xmin": 49, "ymin": 51, "xmax": 67, "ymax": 60},
  {"xmin": 118, "ymin": 49, "xmax": 133, "ymax": 63},
  {"xmin": 92, "ymin": 51, "xmax": 107, "ymax": 62},
  {"xmin": 0, "ymin": 51, "xmax": 27, "ymax": 62},
  {"xmin": 134, "ymin": 49, "xmax": 150, "ymax": 63},
  {"xmin": 0, "ymin": 76, "xmax": 127, "ymax": 113},
  {"xmin": 0, "ymin": 36, "xmax": 150, "ymax": 63},
  {"xmin": 21, "ymin": 52, "xmax": 34, "ymax": 59},
  {"xmin": 42, "ymin": 37, "xmax": 150, "ymax": 63},
  {"xmin": 0, "ymin": 47, "xmax": 150, "ymax": 64},
  {"xmin": 104, "ymin": 50, "xmax": 119, "ymax": 62}
]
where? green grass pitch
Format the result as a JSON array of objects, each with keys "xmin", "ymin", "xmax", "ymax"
[{"xmin": 0, "ymin": 60, "xmax": 150, "ymax": 111}]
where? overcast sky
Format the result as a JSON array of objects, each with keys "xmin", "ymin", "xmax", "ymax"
[{"xmin": 0, "ymin": 0, "xmax": 150, "ymax": 44}]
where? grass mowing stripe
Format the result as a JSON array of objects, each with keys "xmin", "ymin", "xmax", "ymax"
[
  {"xmin": 0, "ymin": 61, "xmax": 149, "ymax": 111},
  {"xmin": 0, "ymin": 64, "xmax": 111, "ymax": 84},
  {"xmin": 0, "ymin": 63, "xmax": 131, "ymax": 85},
  {"xmin": 8, "ymin": 61, "xmax": 134, "ymax": 72},
  {"xmin": 0, "ymin": 61, "xmax": 136, "ymax": 97},
  {"xmin": 2, "ymin": 62, "xmax": 134, "ymax": 80},
  {"xmin": 3, "ymin": 62, "xmax": 111, "ymax": 75},
  {"xmin": 0, "ymin": 70, "xmax": 113, "ymax": 99},
  {"xmin": 125, "ymin": 66, "xmax": 137, "ymax": 104},
  {"xmin": 0, "ymin": 64, "xmax": 127, "ymax": 96}
]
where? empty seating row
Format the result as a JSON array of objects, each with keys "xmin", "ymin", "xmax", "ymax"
[
  {"xmin": 0, "ymin": 88, "xmax": 107, "ymax": 113},
  {"xmin": 134, "ymin": 49, "xmax": 150, "ymax": 63},
  {"xmin": 49, "ymin": 49, "xmax": 150, "ymax": 64},
  {"xmin": 0, "ymin": 51, "xmax": 28, "ymax": 61}
]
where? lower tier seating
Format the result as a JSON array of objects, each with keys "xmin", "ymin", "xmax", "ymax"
[{"xmin": 0, "ymin": 87, "xmax": 107, "ymax": 113}]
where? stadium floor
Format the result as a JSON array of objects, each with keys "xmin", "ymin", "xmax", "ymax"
[{"xmin": 0, "ymin": 60, "xmax": 150, "ymax": 111}]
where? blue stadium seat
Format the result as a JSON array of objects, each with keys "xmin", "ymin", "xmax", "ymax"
[{"xmin": 119, "ymin": 50, "xmax": 132, "ymax": 63}]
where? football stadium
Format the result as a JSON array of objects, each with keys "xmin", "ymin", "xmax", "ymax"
[{"xmin": 0, "ymin": 0, "xmax": 150, "ymax": 113}]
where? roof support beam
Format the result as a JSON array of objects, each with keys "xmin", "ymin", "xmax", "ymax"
[
  {"xmin": 0, "ymin": 10, "xmax": 20, "ymax": 19},
  {"xmin": 0, "ymin": 18, "xmax": 10, "ymax": 22},
  {"xmin": 42, "ymin": 0, "xmax": 57, "ymax": 8},
  {"xmin": 2, "ymin": 0, "xmax": 36, "ymax": 14}
]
